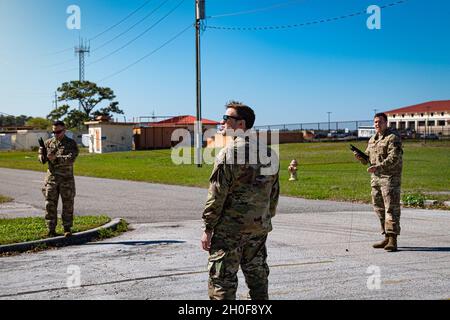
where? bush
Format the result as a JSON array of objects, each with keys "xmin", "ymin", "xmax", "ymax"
[{"xmin": 402, "ymin": 193, "xmax": 426, "ymax": 207}]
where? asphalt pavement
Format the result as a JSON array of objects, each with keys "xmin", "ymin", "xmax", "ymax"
[{"xmin": 0, "ymin": 168, "xmax": 449, "ymax": 300}]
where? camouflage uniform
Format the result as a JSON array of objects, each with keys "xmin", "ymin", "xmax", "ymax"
[
  {"xmin": 364, "ymin": 129, "xmax": 403, "ymax": 235},
  {"xmin": 39, "ymin": 135, "xmax": 79, "ymax": 232},
  {"xmin": 203, "ymin": 136, "xmax": 280, "ymax": 300}
]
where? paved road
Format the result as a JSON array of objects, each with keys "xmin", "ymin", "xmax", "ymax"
[
  {"xmin": 0, "ymin": 168, "xmax": 449, "ymax": 300},
  {"xmin": 0, "ymin": 168, "xmax": 372, "ymax": 223}
]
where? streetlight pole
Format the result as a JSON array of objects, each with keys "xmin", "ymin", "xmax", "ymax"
[{"xmin": 327, "ymin": 112, "xmax": 331, "ymax": 132}]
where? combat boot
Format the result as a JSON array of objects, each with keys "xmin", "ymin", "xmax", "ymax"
[
  {"xmin": 64, "ymin": 227, "xmax": 72, "ymax": 238},
  {"xmin": 384, "ymin": 234, "xmax": 397, "ymax": 252},
  {"xmin": 47, "ymin": 230, "xmax": 57, "ymax": 238},
  {"xmin": 372, "ymin": 235, "xmax": 389, "ymax": 249}
]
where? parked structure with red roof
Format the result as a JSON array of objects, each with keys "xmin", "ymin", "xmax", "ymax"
[
  {"xmin": 143, "ymin": 115, "xmax": 219, "ymax": 128},
  {"xmin": 134, "ymin": 115, "xmax": 220, "ymax": 150},
  {"xmin": 384, "ymin": 100, "xmax": 450, "ymax": 136}
]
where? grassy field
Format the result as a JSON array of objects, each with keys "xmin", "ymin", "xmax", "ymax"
[
  {"xmin": 0, "ymin": 140, "xmax": 448, "ymax": 203},
  {"xmin": 0, "ymin": 216, "xmax": 111, "ymax": 245}
]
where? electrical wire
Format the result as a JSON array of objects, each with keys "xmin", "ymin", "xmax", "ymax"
[
  {"xmin": 206, "ymin": 0, "xmax": 407, "ymax": 31},
  {"xmin": 98, "ymin": 22, "xmax": 193, "ymax": 82},
  {"xmin": 45, "ymin": 0, "xmax": 154, "ymax": 56},
  {"xmin": 207, "ymin": 0, "xmax": 305, "ymax": 19},
  {"xmin": 90, "ymin": 0, "xmax": 154, "ymax": 42},
  {"xmin": 57, "ymin": 0, "xmax": 186, "ymax": 74},
  {"xmin": 91, "ymin": 0, "xmax": 170, "ymax": 53}
]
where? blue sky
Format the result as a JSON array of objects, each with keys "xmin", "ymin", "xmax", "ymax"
[{"xmin": 0, "ymin": 0, "xmax": 449, "ymax": 126}]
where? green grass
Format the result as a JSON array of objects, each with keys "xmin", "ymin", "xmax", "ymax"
[
  {"xmin": 0, "ymin": 195, "xmax": 12, "ymax": 204},
  {"xmin": 0, "ymin": 140, "xmax": 448, "ymax": 203},
  {"xmin": 0, "ymin": 216, "xmax": 111, "ymax": 245},
  {"xmin": 97, "ymin": 219, "xmax": 129, "ymax": 240}
]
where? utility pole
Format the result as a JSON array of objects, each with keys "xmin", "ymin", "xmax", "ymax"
[
  {"xmin": 195, "ymin": 0, "xmax": 205, "ymax": 167},
  {"xmin": 373, "ymin": 108, "xmax": 378, "ymax": 116}
]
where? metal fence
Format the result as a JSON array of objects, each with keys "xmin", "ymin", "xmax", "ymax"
[
  {"xmin": 255, "ymin": 120, "xmax": 450, "ymax": 140},
  {"xmin": 255, "ymin": 120, "xmax": 373, "ymax": 132}
]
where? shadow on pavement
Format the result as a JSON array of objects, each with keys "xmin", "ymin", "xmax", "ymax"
[
  {"xmin": 398, "ymin": 246, "xmax": 450, "ymax": 252},
  {"xmin": 86, "ymin": 240, "xmax": 186, "ymax": 246}
]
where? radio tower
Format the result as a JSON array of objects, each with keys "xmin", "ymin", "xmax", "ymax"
[
  {"xmin": 74, "ymin": 38, "xmax": 90, "ymax": 111},
  {"xmin": 75, "ymin": 38, "xmax": 90, "ymax": 82}
]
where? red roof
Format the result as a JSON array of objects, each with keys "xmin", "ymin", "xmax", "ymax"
[
  {"xmin": 384, "ymin": 100, "xmax": 450, "ymax": 115},
  {"xmin": 149, "ymin": 115, "xmax": 219, "ymax": 127}
]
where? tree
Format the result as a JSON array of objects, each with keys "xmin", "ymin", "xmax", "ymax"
[
  {"xmin": 25, "ymin": 117, "xmax": 52, "ymax": 130},
  {"xmin": 0, "ymin": 114, "xmax": 32, "ymax": 127},
  {"xmin": 47, "ymin": 81, "xmax": 124, "ymax": 130}
]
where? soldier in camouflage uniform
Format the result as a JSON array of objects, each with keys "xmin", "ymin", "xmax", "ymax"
[
  {"xmin": 201, "ymin": 102, "xmax": 280, "ymax": 300},
  {"xmin": 355, "ymin": 113, "xmax": 403, "ymax": 252},
  {"xmin": 39, "ymin": 121, "xmax": 79, "ymax": 237}
]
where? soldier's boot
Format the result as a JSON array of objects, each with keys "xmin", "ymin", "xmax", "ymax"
[
  {"xmin": 47, "ymin": 230, "xmax": 57, "ymax": 238},
  {"xmin": 64, "ymin": 227, "xmax": 72, "ymax": 238},
  {"xmin": 372, "ymin": 235, "xmax": 389, "ymax": 249},
  {"xmin": 384, "ymin": 234, "xmax": 397, "ymax": 252}
]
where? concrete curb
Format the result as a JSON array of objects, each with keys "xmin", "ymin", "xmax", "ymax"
[{"xmin": 0, "ymin": 218, "xmax": 124, "ymax": 255}]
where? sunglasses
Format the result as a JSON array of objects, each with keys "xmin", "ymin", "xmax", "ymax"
[
  {"xmin": 223, "ymin": 115, "xmax": 242, "ymax": 121},
  {"xmin": 53, "ymin": 130, "xmax": 64, "ymax": 134}
]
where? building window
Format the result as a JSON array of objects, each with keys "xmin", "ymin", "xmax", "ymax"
[
  {"xmin": 390, "ymin": 122, "xmax": 396, "ymax": 128},
  {"xmin": 441, "ymin": 112, "xmax": 445, "ymax": 116},
  {"xmin": 421, "ymin": 113, "xmax": 424, "ymax": 117},
  {"xmin": 431, "ymin": 113, "xmax": 434, "ymax": 117},
  {"xmin": 418, "ymin": 121, "xmax": 425, "ymax": 127},
  {"xmin": 428, "ymin": 121, "xmax": 435, "ymax": 126},
  {"xmin": 392, "ymin": 115, "xmax": 396, "ymax": 118},
  {"xmin": 410, "ymin": 114, "xmax": 414, "ymax": 117},
  {"xmin": 438, "ymin": 120, "xmax": 445, "ymax": 126},
  {"xmin": 402, "ymin": 114, "xmax": 405, "ymax": 118}
]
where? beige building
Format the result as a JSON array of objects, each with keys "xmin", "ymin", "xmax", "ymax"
[
  {"xmin": 85, "ymin": 118, "xmax": 134, "ymax": 154},
  {"xmin": 0, "ymin": 130, "xmax": 49, "ymax": 150},
  {"xmin": 385, "ymin": 100, "xmax": 450, "ymax": 136}
]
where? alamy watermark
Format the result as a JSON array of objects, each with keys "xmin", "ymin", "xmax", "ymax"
[
  {"xmin": 67, "ymin": 265, "xmax": 81, "ymax": 289},
  {"xmin": 171, "ymin": 124, "xmax": 279, "ymax": 176},
  {"xmin": 66, "ymin": 5, "xmax": 81, "ymax": 30},
  {"xmin": 366, "ymin": 265, "xmax": 381, "ymax": 290},
  {"xmin": 367, "ymin": 5, "xmax": 381, "ymax": 30}
]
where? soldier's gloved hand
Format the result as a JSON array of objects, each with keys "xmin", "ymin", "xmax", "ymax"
[
  {"xmin": 38, "ymin": 147, "xmax": 44, "ymax": 155},
  {"xmin": 353, "ymin": 151, "xmax": 362, "ymax": 161},
  {"xmin": 367, "ymin": 166, "xmax": 378, "ymax": 174}
]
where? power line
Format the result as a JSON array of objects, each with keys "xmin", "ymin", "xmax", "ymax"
[
  {"xmin": 90, "ymin": 0, "xmax": 154, "ymax": 42},
  {"xmin": 45, "ymin": 0, "xmax": 154, "ymax": 56},
  {"xmin": 57, "ymin": 0, "xmax": 186, "ymax": 74},
  {"xmin": 207, "ymin": 0, "xmax": 305, "ymax": 19},
  {"xmin": 46, "ymin": 57, "xmax": 77, "ymax": 69},
  {"xmin": 91, "ymin": 0, "xmax": 170, "ymax": 53},
  {"xmin": 48, "ymin": 0, "xmax": 165, "ymax": 69},
  {"xmin": 89, "ymin": 0, "xmax": 186, "ymax": 65},
  {"xmin": 206, "ymin": 0, "xmax": 407, "ymax": 31},
  {"xmin": 98, "ymin": 22, "xmax": 193, "ymax": 82}
]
